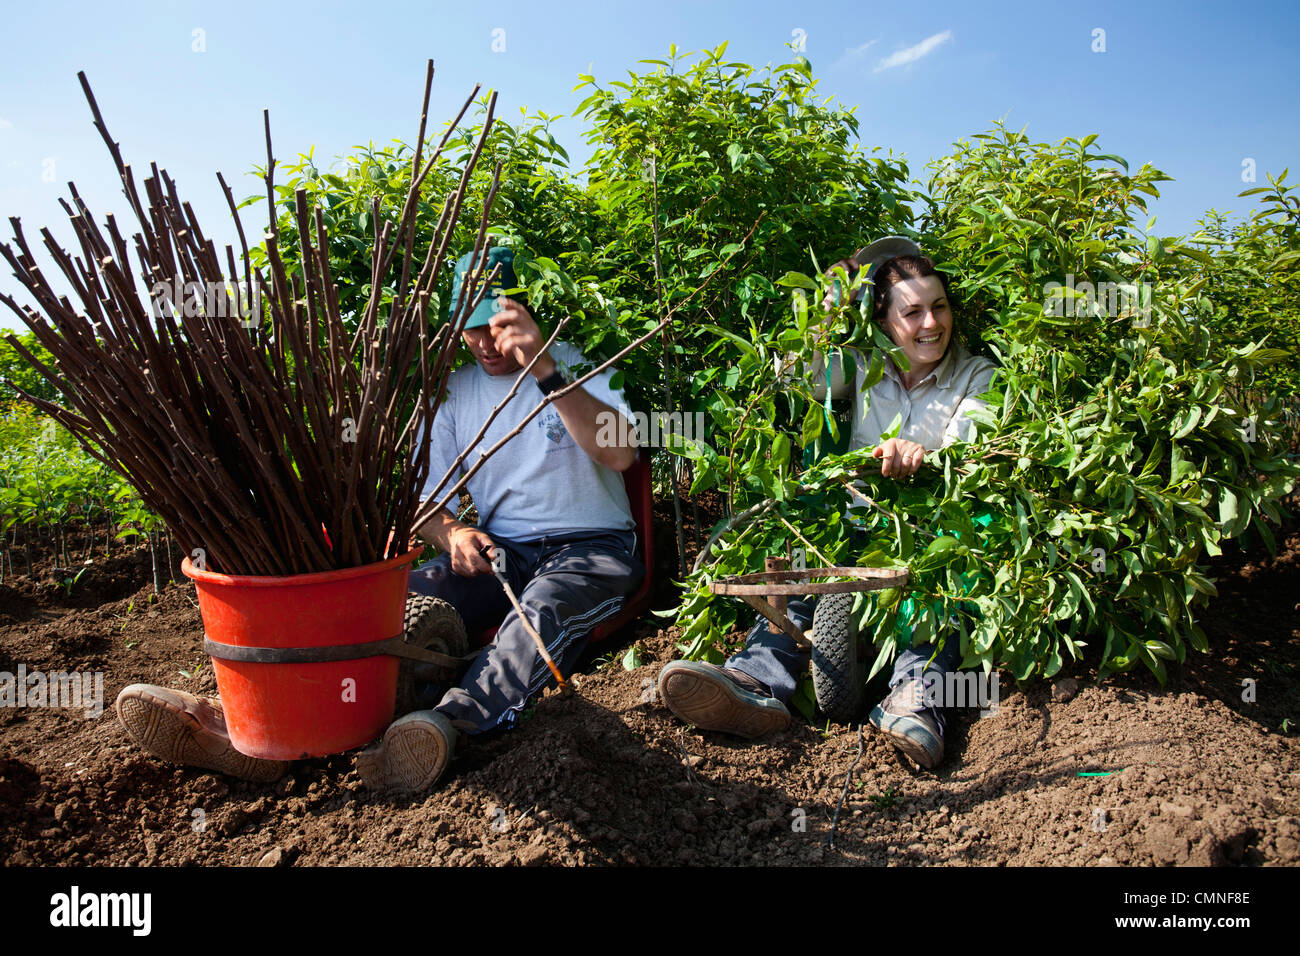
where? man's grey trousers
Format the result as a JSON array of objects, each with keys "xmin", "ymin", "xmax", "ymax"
[{"xmin": 407, "ymin": 529, "xmax": 644, "ymax": 734}]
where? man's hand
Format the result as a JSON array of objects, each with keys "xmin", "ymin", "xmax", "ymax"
[
  {"xmin": 414, "ymin": 510, "xmax": 499, "ymax": 577},
  {"xmin": 447, "ymin": 525, "xmax": 497, "ymax": 577},
  {"xmin": 872, "ymin": 437, "xmax": 926, "ymax": 478},
  {"xmin": 488, "ymin": 296, "xmax": 555, "ymax": 379},
  {"xmin": 484, "ymin": 296, "xmax": 634, "ymax": 472}
]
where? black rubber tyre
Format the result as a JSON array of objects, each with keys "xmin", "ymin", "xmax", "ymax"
[
  {"xmin": 810, "ymin": 591, "xmax": 864, "ymax": 724},
  {"xmin": 396, "ymin": 595, "xmax": 470, "ymax": 714}
]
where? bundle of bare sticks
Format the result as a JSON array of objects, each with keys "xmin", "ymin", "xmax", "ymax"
[
  {"xmin": 2, "ymin": 62, "xmax": 754, "ymax": 580},
  {"xmin": 0, "ymin": 63, "xmax": 506, "ymax": 576}
]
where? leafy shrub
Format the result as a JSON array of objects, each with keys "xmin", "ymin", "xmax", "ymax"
[
  {"xmin": 0, "ymin": 333, "xmax": 60, "ymax": 406},
  {"xmin": 1183, "ymin": 172, "xmax": 1300, "ymax": 401},
  {"xmin": 0, "ymin": 403, "xmax": 157, "ymax": 575},
  {"xmin": 675, "ymin": 125, "xmax": 1298, "ymax": 685}
]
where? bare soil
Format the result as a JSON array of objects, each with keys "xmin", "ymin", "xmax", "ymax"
[{"xmin": 1, "ymin": 511, "xmax": 1297, "ymax": 867}]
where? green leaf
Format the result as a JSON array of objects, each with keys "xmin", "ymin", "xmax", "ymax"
[
  {"xmin": 801, "ymin": 400, "xmax": 824, "ymax": 446},
  {"xmin": 894, "ymin": 513, "xmax": 915, "ymax": 559},
  {"xmin": 880, "ymin": 412, "xmax": 903, "ymax": 442},
  {"xmin": 702, "ymin": 323, "xmax": 759, "ymax": 362},
  {"xmin": 1170, "ymin": 405, "xmax": 1201, "ymax": 440},
  {"xmin": 776, "ymin": 271, "xmax": 818, "ymax": 291},
  {"xmin": 914, "ymin": 535, "xmax": 961, "ymax": 572},
  {"xmin": 790, "ymin": 675, "xmax": 817, "ymax": 721},
  {"xmin": 1145, "ymin": 640, "xmax": 1176, "ymax": 661},
  {"xmin": 771, "ymin": 433, "xmax": 791, "ymax": 469},
  {"xmin": 1218, "ymin": 487, "xmax": 1239, "ymax": 529}
]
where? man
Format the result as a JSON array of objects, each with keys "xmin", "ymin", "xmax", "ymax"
[
  {"xmin": 657, "ymin": 237, "xmax": 996, "ymax": 769},
  {"xmin": 355, "ymin": 244, "xmax": 643, "ymax": 791},
  {"xmin": 114, "ymin": 245, "xmax": 643, "ymax": 792}
]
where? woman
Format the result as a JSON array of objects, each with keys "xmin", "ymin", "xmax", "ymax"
[{"xmin": 658, "ymin": 237, "xmax": 996, "ymax": 769}]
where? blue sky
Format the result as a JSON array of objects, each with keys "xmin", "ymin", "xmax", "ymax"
[{"xmin": 2, "ymin": 0, "xmax": 1297, "ymax": 332}]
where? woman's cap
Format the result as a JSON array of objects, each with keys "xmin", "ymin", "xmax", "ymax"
[{"xmin": 853, "ymin": 236, "xmax": 924, "ymax": 283}]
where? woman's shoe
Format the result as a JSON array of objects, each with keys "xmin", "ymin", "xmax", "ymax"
[
  {"xmin": 658, "ymin": 660, "xmax": 791, "ymax": 739},
  {"xmin": 868, "ymin": 678, "xmax": 944, "ymax": 768}
]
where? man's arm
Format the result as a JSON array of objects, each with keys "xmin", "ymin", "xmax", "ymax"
[
  {"xmin": 489, "ymin": 298, "xmax": 636, "ymax": 472},
  {"xmin": 410, "ymin": 385, "xmax": 498, "ymax": 577}
]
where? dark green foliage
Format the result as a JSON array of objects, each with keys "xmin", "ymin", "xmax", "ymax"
[{"xmin": 675, "ymin": 124, "xmax": 1298, "ymax": 685}]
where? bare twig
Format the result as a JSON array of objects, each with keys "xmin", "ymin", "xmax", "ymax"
[
  {"xmin": 823, "ymin": 723, "xmax": 865, "ymax": 849},
  {"xmin": 492, "ymin": 560, "xmax": 568, "ymax": 693}
]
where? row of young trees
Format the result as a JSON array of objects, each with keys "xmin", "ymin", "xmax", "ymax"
[
  {"xmin": 0, "ymin": 396, "xmax": 171, "ymax": 590},
  {"xmin": 5, "ymin": 44, "xmax": 1296, "ymax": 686}
]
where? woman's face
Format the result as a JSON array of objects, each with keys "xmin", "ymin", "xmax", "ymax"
[{"xmin": 879, "ymin": 275, "xmax": 951, "ymax": 372}]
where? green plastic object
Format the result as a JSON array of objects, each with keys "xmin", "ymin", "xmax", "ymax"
[
  {"xmin": 801, "ymin": 398, "xmax": 853, "ymax": 466},
  {"xmin": 892, "ymin": 508, "xmax": 994, "ymax": 645}
]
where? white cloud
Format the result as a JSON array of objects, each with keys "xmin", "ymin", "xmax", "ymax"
[
  {"xmin": 0, "ymin": 116, "xmax": 13, "ymax": 130},
  {"xmin": 844, "ymin": 39, "xmax": 879, "ymax": 59},
  {"xmin": 874, "ymin": 31, "xmax": 953, "ymax": 73},
  {"xmin": 832, "ymin": 38, "xmax": 878, "ymax": 70}
]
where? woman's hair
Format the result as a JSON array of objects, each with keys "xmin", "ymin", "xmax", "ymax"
[{"xmin": 871, "ymin": 255, "xmax": 953, "ymax": 321}]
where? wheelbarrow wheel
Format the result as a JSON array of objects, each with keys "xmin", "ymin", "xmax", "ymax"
[
  {"xmin": 396, "ymin": 595, "xmax": 469, "ymax": 715},
  {"xmin": 810, "ymin": 591, "xmax": 864, "ymax": 724}
]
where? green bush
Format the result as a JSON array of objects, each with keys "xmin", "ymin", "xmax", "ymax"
[
  {"xmin": 0, "ymin": 403, "xmax": 158, "ymax": 573},
  {"xmin": 1183, "ymin": 172, "xmax": 1300, "ymax": 400},
  {"xmin": 1, "ymin": 332, "xmax": 61, "ymax": 406},
  {"xmin": 226, "ymin": 48, "xmax": 1297, "ymax": 688},
  {"xmin": 675, "ymin": 124, "xmax": 1298, "ymax": 687}
]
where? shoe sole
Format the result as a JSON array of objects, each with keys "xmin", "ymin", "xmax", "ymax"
[
  {"xmin": 658, "ymin": 662, "xmax": 790, "ymax": 739},
  {"xmin": 115, "ymin": 684, "xmax": 288, "ymax": 783},
  {"xmin": 355, "ymin": 710, "xmax": 454, "ymax": 794},
  {"xmin": 868, "ymin": 704, "xmax": 943, "ymax": 769}
]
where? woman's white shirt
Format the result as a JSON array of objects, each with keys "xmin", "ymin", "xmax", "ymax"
[{"xmin": 849, "ymin": 343, "xmax": 996, "ymax": 453}]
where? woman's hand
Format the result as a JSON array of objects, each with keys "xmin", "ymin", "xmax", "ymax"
[
  {"xmin": 822, "ymin": 258, "xmax": 860, "ymax": 311},
  {"xmin": 872, "ymin": 437, "xmax": 926, "ymax": 478}
]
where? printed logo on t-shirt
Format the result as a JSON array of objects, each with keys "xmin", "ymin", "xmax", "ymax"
[{"xmin": 540, "ymin": 409, "xmax": 569, "ymax": 445}]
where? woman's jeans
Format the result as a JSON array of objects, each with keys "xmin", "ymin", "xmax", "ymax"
[{"xmin": 724, "ymin": 596, "xmax": 962, "ymax": 709}]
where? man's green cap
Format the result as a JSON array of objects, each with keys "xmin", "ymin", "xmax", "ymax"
[{"xmin": 449, "ymin": 246, "xmax": 517, "ymax": 329}]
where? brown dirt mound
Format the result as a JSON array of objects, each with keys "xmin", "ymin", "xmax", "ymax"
[{"xmin": 1, "ymin": 523, "xmax": 1298, "ymax": 867}]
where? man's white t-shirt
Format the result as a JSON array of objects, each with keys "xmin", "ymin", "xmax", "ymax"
[{"xmin": 419, "ymin": 341, "xmax": 635, "ymax": 540}]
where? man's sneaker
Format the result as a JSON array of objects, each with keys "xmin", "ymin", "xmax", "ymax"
[
  {"xmin": 657, "ymin": 660, "xmax": 790, "ymax": 739},
  {"xmin": 355, "ymin": 709, "xmax": 457, "ymax": 794},
  {"xmin": 867, "ymin": 678, "xmax": 944, "ymax": 769},
  {"xmin": 114, "ymin": 684, "xmax": 289, "ymax": 783}
]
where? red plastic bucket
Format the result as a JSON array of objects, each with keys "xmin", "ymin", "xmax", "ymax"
[{"xmin": 182, "ymin": 547, "xmax": 420, "ymax": 760}]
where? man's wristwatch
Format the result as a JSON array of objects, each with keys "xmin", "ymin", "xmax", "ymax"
[{"xmin": 536, "ymin": 368, "xmax": 568, "ymax": 396}]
